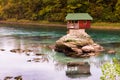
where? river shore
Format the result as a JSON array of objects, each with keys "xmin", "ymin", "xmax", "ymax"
[{"xmin": 0, "ymin": 20, "xmax": 120, "ymax": 30}]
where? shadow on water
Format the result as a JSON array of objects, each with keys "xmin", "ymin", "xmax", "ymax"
[{"xmin": 0, "ymin": 24, "xmax": 120, "ymax": 80}]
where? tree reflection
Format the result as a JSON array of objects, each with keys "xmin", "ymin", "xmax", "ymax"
[{"xmin": 54, "ymin": 62, "xmax": 66, "ymax": 71}]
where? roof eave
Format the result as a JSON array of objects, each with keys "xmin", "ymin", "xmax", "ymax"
[{"xmin": 66, "ymin": 19, "xmax": 93, "ymax": 20}]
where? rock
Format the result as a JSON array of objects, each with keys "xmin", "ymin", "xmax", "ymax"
[
  {"xmin": 80, "ymin": 54, "xmax": 90, "ymax": 58},
  {"xmin": 55, "ymin": 29, "xmax": 104, "ymax": 58},
  {"xmin": 4, "ymin": 76, "xmax": 13, "ymax": 80},
  {"xmin": 10, "ymin": 49, "xmax": 24, "ymax": 53},
  {"xmin": 35, "ymin": 53, "xmax": 45, "ymax": 56},
  {"xmin": 48, "ymin": 45, "xmax": 55, "ymax": 49},
  {"xmin": 27, "ymin": 60, "xmax": 32, "ymax": 62},
  {"xmin": 72, "ymin": 48, "xmax": 82, "ymax": 54},
  {"xmin": 88, "ymin": 53, "xmax": 96, "ymax": 56},
  {"xmin": 92, "ymin": 43, "xmax": 104, "ymax": 52},
  {"xmin": 81, "ymin": 45, "xmax": 95, "ymax": 53},
  {"xmin": 0, "ymin": 49, "xmax": 5, "ymax": 51},
  {"xmin": 32, "ymin": 58, "xmax": 40, "ymax": 62},
  {"xmin": 14, "ymin": 75, "xmax": 22, "ymax": 80},
  {"xmin": 26, "ymin": 53, "xmax": 30, "ymax": 56},
  {"xmin": 24, "ymin": 49, "xmax": 33, "ymax": 53},
  {"xmin": 107, "ymin": 49, "xmax": 116, "ymax": 54}
]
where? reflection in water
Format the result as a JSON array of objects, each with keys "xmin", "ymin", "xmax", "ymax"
[
  {"xmin": 89, "ymin": 55, "xmax": 112, "ymax": 68},
  {"xmin": 54, "ymin": 62, "xmax": 66, "ymax": 71},
  {"xmin": 0, "ymin": 36, "xmax": 51, "ymax": 63},
  {"xmin": 66, "ymin": 62, "xmax": 91, "ymax": 78},
  {"xmin": 0, "ymin": 36, "xmax": 18, "ymax": 50},
  {"xmin": 0, "ymin": 36, "xmax": 45, "ymax": 52}
]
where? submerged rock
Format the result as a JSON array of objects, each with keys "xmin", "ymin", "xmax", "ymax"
[
  {"xmin": 14, "ymin": 75, "xmax": 22, "ymax": 80},
  {"xmin": 4, "ymin": 75, "xmax": 22, "ymax": 80},
  {"xmin": 10, "ymin": 49, "xmax": 24, "ymax": 53},
  {"xmin": 33, "ymin": 58, "xmax": 41, "ymax": 62},
  {"xmin": 107, "ymin": 49, "xmax": 116, "ymax": 54},
  {"xmin": 0, "ymin": 49, "xmax": 5, "ymax": 51},
  {"xmin": 10, "ymin": 49, "xmax": 33, "ymax": 53},
  {"xmin": 55, "ymin": 29, "xmax": 104, "ymax": 58},
  {"xmin": 35, "ymin": 53, "xmax": 46, "ymax": 56},
  {"xmin": 4, "ymin": 76, "xmax": 13, "ymax": 80}
]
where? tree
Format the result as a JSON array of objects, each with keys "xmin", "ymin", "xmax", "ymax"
[
  {"xmin": 0, "ymin": 0, "xmax": 120, "ymax": 22},
  {"xmin": 101, "ymin": 58, "xmax": 120, "ymax": 80},
  {"xmin": 115, "ymin": 0, "xmax": 120, "ymax": 22}
]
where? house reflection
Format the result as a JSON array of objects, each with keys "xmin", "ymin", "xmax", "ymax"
[{"xmin": 66, "ymin": 62, "xmax": 91, "ymax": 78}]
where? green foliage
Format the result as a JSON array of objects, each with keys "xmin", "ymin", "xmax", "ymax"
[
  {"xmin": 0, "ymin": 0, "xmax": 119, "ymax": 22},
  {"xmin": 101, "ymin": 58, "xmax": 120, "ymax": 80},
  {"xmin": 115, "ymin": 0, "xmax": 120, "ymax": 21}
]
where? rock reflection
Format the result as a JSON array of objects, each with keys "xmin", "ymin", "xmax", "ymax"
[{"xmin": 66, "ymin": 62, "xmax": 91, "ymax": 78}]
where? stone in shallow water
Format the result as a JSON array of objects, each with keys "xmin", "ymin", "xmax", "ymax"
[
  {"xmin": 4, "ymin": 75, "xmax": 23, "ymax": 80},
  {"xmin": 107, "ymin": 49, "xmax": 116, "ymax": 54},
  {"xmin": 55, "ymin": 29, "xmax": 104, "ymax": 58},
  {"xmin": 35, "ymin": 53, "xmax": 46, "ymax": 56},
  {"xmin": 10, "ymin": 49, "xmax": 24, "ymax": 53},
  {"xmin": 0, "ymin": 49, "xmax": 5, "ymax": 51},
  {"xmin": 32, "ymin": 58, "xmax": 41, "ymax": 62},
  {"xmin": 4, "ymin": 76, "xmax": 13, "ymax": 80},
  {"xmin": 27, "ymin": 60, "xmax": 32, "ymax": 62},
  {"xmin": 81, "ymin": 45, "xmax": 95, "ymax": 53},
  {"xmin": 14, "ymin": 75, "xmax": 22, "ymax": 80}
]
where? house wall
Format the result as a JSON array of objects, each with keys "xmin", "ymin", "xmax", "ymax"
[
  {"xmin": 67, "ymin": 21, "xmax": 79, "ymax": 29},
  {"xmin": 79, "ymin": 20, "xmax": 91, "ymax": 29},
  {"xmin": 67, "ymin": 20, "xmax": 91, "ymax": 29},
  {"xmin": 86, "ymin": 20, "xmax": 91, "ymax": 28},
  {"xmin": 79, "ymin": 20, "xmax": 84, "ymax": 29}
]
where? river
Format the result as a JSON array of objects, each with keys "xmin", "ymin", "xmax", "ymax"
[{"xmin": 0, "ymin": 24, "xmax": 120, "ymax": 80}]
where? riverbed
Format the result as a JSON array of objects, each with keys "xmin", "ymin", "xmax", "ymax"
[{"xmin": 0, "ymin": 24, "xmax": 120, "ymax": 80}]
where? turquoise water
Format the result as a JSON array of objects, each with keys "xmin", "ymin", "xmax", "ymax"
[
  {"xmin": 87, "ymin": 29, "xmax": 120, "ymax": 44},
  {"xmin": 0, "ymin": 24, "xmax": 120, "ymax": 80}
]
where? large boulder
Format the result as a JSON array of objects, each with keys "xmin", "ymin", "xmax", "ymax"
[{"xmin": 55, "ymin": 29, "xmax": 104, "ymax": 58}]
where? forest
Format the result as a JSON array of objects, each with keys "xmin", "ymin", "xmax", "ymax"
[{"xmin": 0, "ymin": 0, "xmax": 120, "ymax": 22}]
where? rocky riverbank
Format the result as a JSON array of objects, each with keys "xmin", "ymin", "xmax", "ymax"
[{"xmin": 55, "ymin": 29, "xmax": 104, "ymax": 58}]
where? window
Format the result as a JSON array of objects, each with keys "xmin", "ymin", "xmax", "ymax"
[{"xmin": 74, "ymin": 20, "xmax": 78, "ymax": 23}]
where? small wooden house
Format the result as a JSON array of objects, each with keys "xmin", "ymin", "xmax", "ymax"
[{"xmin": 66, "ymin": 13, "xmax": 93, "ymax": 29}]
